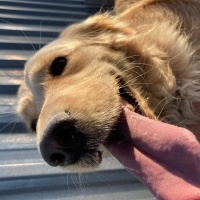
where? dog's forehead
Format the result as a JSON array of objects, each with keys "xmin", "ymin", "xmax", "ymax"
[{"xmin": 24, "ymin": 39, "xmax": 83, "ymax": 83}]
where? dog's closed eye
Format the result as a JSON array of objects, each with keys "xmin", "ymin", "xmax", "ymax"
[{"xmin": 49, "ymin": 57, "xmax": 68, "ymax": 76}]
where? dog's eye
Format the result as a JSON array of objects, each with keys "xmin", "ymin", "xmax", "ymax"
[{"xmin": 50, "ymin": 57, "xmax": 67, "ymax": 76}]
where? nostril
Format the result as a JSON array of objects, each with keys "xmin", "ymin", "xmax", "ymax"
[
  {"xmin": 40, "ymin": 113, "xmax": 86, "ymax": 167},
  {"xmin": 52, "ymin": 121, "xmax": 82, "ymax": 148},
  {"xmin": 50, "ymin": 153, "xmax": 65, "ymax": 166}
]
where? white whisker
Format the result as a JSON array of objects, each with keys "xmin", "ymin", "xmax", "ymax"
[
  {"xmin": 0, "ymin": 119, "xmax": 18, "ymax": 133},
  {"xmin": 0, "ymin": 19, "xmax": 36, "ymax": 52},
  {"xmin": 39, "ymin": 20, "xmax": 42, "ymax": 49}
]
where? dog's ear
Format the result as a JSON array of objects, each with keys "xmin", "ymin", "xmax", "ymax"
[
  {"xmin": 17, "ymin": 82, "xmax": 38, "ymax": 132},
  {"xmin": 110, "ymin": 37, "xmax": 170, "ymax": 120},
  {"xmin": 110, "ymin": 36, "xmax": 158, "ymax": 87},
  {"xmin": 113, "ymin": 34, "xmax": 176, "ymax": 89}
]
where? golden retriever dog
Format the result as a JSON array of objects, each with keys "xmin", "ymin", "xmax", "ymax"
[{"xmin": 17, "ymin": 0, "xmax": 200, "ymax": 172}]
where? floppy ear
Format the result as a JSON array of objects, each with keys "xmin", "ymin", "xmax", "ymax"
[
  {"xmin": 109, "ymin": 37, "xmax": 171, "ymax": 120},
  {"xmin": 17, "ymin": 82, "xmax": 38, "ymax": 132}
]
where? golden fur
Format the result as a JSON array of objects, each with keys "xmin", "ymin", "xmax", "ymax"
[{"xmin": 17, "ymin": 0, "xmax": 200, "ymax": 171}]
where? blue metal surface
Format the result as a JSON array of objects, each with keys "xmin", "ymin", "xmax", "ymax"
[{"xmin": 0, "ymin": 1, "xmax": 155, "ymax": 199}]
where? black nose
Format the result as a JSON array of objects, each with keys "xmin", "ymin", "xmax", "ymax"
[{"xmin": 40, "ymin": 117, "xmax": 85, "ymax": 167}]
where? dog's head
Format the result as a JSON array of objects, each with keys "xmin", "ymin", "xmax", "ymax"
[{"xmin": 17, "ymin": 14, "xmax": 158, "ymax": 172}]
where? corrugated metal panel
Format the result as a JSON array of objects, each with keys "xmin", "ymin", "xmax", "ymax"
[{"xmin": 0, "ymin": 1, "xmax": 155, "ymax": 199}]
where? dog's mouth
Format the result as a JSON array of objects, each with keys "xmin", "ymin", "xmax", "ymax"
[
  {"xmin": 118, "ymin": 78, "xmax": 142, "ymax": 114},
  {"xmin": 39, "ymin": 113, "xmax": 104, "ymax": 170},
  {"xmin": 49, "ymin": 148, "xmax": 102, "ymax": 168},
  {"xmin": 39, "ymin": 77, "xmax": 143, "ymax": 171}
]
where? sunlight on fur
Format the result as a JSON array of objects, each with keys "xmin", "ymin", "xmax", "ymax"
[{"xmin": 17, "ymin": 0, "xmax": 200, "ymax": 172}]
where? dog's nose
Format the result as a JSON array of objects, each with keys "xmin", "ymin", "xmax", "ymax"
[{"xmin": 39, "ymin": 116, "xmax": 85, "ymax": 167}]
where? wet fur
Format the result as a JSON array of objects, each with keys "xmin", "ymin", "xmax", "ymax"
[{"xmin": 17, "ymin": 0, "xmax": 200, "ymax": 171}]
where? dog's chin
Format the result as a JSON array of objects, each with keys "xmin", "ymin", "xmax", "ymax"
[
  {"xmin": 60, "ymin": 149, "xmax": 103, "ymax": 173},
  {"xmin": 41, "ymin": 144, "xmax": 103, "ymax": 173}
]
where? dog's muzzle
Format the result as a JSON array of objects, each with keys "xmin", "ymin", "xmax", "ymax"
[{"xmin": 39, "ymin": 112, "xmax": 86, "ymax": 167}]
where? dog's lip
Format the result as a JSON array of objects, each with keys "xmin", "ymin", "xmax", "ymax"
[
  {"xmin": 118, "ymin": 79, "xmax": 142, "ymax": 114},
  {"xmin": 106, "ymin": 106, "xmax": 135, "ymax": 144},
  {"xmin": 57, "ymin": 148, "xmax": 102, "ymax": 167},
  {"xmin": 84, "ymin": 149, "xmax": 102, "ymax": 162}
]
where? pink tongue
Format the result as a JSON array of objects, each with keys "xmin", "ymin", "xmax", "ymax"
[{"xmin": 107, "ymin": 107, "xmax": 200, "ymax": 199}]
